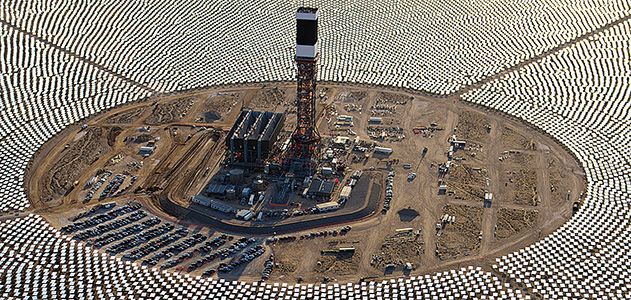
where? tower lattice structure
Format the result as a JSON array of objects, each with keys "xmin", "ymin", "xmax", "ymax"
[{"xmin": 284, "ymin": 7, "xmax": 321, "ymax": 175}]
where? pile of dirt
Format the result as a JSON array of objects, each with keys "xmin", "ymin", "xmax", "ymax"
[
  {"xmin": 146, "ymin": 98, "xmax": 192, "ymax": 125},
  {"xmin": 251, "ymin": 87, "xmax": 287, "ymax": 110},
  {"xmin": 48, "ymin": 127, "xmax": 109, "ymax": 197},
  {"xmin": 501, "ymin": 151, "xmax": 535, "ymax": 165},
  {"xmin": 455, "ymin": 111, "xmax": 490, "ymax": 142},
  {"xmin": 376, "ymin": 92, "xmax": 411, "ymax": 105},
  {"xmin": 201, "ymin": 93, "xmax": 239, "ymax": 120},
  {"xmin": 501, "ymin": 126, "xmax": 536, "ymax": 150},
  {"xmin": 127, "ymin": 134, "xmax": 154, "ymax": 144},
  {"xmin": 336, "ymin": 91, "xmax": 367, "ymax": 102},
  {"xmin": 315, "ymin": 251, "xmax": 360, "ymax": 276},
  {"xmin": 275, "ymin": 261, "xmax": 297, "ymax": 275},
  {"xmin": 449, "ymin": 164, "xmax": 487, "ymax": 185},
  {"xmin": 448, "ymin": 183, "xmax": 486, "ymax": 202},
  {"xmin": 107, "ymin": 127, "xmax": 123, "ymax": 147},
  {"xmin": 547, "ymin": 157, "xmax": 573, "ymax": 205},
  {"xmin": 370, "ymin": 231, "xmax": 423, "ymax": 269},
  {"xmin": 105, "ymin": 108, "xmax": 145, "ymax": 124},
  {"xmin": 269, "ymin": 242, "xmax": 303, "ymax": 278},
  {"xmin": 447, "ymin": 164, "xmax": 488, "ymax": 202},
  {"xmin": 495, "ymin": 208, "xmax": 538, "ymax": 239},
  {"xmin": 436, "ymin": 204, "xmax": 482, "ymax": 260},
  {"xmin": 503, "ymin": 168, "xmax": 539, "ymax": 206}
]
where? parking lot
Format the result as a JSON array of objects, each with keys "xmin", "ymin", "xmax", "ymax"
[{"xmin": 60, "ymin": 201, "xmax": 268, "ymax": 279}]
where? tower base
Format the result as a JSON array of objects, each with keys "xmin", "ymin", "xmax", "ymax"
[{"xmin": 283, "ymin": 137, "xmax": 319, "ymax": 177}]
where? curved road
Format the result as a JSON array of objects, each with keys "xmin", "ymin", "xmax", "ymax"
[{"xmin": 159, "ymin": 176, "xmax": 382, "ymax": 235}]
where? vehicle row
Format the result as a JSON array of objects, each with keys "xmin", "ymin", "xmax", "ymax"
[
  {"xmin": 383, "ymin": 171, "xmax": 395, "ymax": 212},
  {"xmin": 122, "ymin": 223, "xmax": 179, "ymax": 261},
  {"xmin": 261, "ymin": 255, "xmax": 274, "ymax": 280},
  {"xmin": 83, "ymin": 171, "xmax": 112, "ymax": 202},
  {"xmin": 61, "ymin": 202, "xmax": 141, "ymax": 233},
  {"xmin": 218, "ymin": 244, "xmax": 265, "ymax": 273},
  {"xmin": 70, "ymin": 202, "xmax": 116, "ymax": 222},
  {"xmin": 72, "ymin": 210, "xmax": 146, "ymax": 240}
]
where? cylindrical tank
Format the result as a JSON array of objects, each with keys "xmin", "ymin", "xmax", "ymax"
[{"xmin": 229, "ymin": 169, "xmax": 244, "ymax": 184}]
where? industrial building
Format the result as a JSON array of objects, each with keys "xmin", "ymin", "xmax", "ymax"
[
  {"xmin": 222, "ymin": 7, "xmax": 322, "ymax": 176},
  {"xmin": 203, "ymin": 7, "xmax": 337, "ymax": 213},
  {"xmin": 139, "ymin": 141, "xmax": 156, "ymax": 157},
  {"xmin": 340, "ymin": 185, "xmax": 352, "ymax": 201},
  {"xmin": 374, "ymin": 146, "xmax": 393, "ymax": 155},
  {"xmin": 315, "ymin": 201, "xmax": 340, "ymax": 213},
  {"xmin": 205, "ymin": 183, "xmax": 232, "ymax": 196},
  {"xmin": 226, "ymin": 110, "xmax": 284, "ymax": 164},
  {"xmin": 192, "ymin": 195, "xmax": 237, "ymax": 214},
  {"xmin": 304, "ymin": 178, "xmax": 336, "ymax": 199}
]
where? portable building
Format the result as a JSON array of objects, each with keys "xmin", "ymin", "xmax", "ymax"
[
  {"xmin": 369, "ymin": 117, "xmax": 382, "ymax": 124},
  {"xmin": 374, "ymin": 146, "xmax": 393, "ymax": 155},
  {"xmin": 340, "ymin": 186, "xmax": 352, "ymax": 201},
  {"xmin": 316, "ymin": 201, "xmax": 340, "ymax": 213}
]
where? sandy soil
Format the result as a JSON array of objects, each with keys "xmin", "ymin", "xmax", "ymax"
[
  {"xmin": 496, "ymin": 208, "xmax": 538, "ymax": 239},
  {"xmin": 26, "ymin": 83, "xmax": 585, "ymax": 284}
]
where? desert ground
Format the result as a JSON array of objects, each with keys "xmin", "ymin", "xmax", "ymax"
[{"xmin": 26, "ymin": 83, "xmax": 585, "ymax": 283}]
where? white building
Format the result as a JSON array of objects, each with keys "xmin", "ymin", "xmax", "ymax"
[
  {"xmin": 316, "ymin": 201, "xmax": 340, "ymax": 213},
  {"xmin": 340, "ymin": 185, "xmax": 352, "ymax": 201},
  {"xmin": 374, "ymin": 146, "xmax": 393, "ymax": 155}
]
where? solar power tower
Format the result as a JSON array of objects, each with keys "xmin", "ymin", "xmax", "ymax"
[{"xmin": 285, "ymin": 7, "xmax": 321, "ymax": 175}]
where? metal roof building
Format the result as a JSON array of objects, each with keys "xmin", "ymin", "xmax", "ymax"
[{"xmin": 226, "ymin": 110, "xmax": 284, "ymax": 164}]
